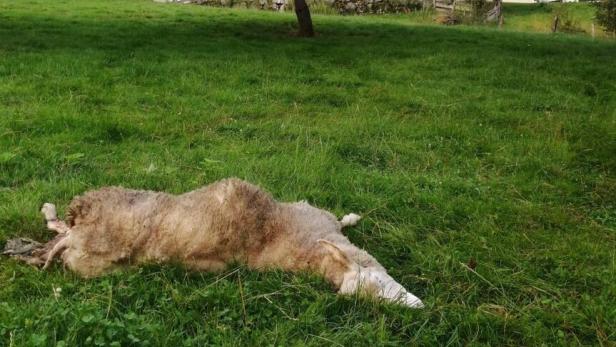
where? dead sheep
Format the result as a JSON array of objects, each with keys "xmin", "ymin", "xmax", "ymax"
[{"xmin": 9, "ymin": 178, "xmax": 424, "ymax": 308}]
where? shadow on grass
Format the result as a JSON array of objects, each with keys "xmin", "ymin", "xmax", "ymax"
[{"xmin": 1, "ymin": 9, "xmax": 614, "ymax": 57}]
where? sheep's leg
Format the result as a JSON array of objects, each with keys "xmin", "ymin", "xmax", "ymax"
[
  {"xmin": 42, "ymin": 236, "xmax": 70, "ymax": 270},
  {"xmin": 13, "ymin": 254, "xmax": 46, "ymax": 266},
  {"xmin": 340, "ymin": 213, "xmax": 361, "ymax": 228},
  {"xmin": 9, "ymin": 203, "xmax": 72, "ymax": 270},
  {"xmin": 41, "ymin": 203, "xmax": 71, "ymax": 234}
]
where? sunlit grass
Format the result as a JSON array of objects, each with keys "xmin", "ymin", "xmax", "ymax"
[{"xmin": 0, "ymin": 0, "xmax": 615, "ymax": 345}]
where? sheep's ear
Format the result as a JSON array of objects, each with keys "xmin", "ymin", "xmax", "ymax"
[{"xmin": 317, "ymin": 239, "xmax": 352, "ymax": 270}]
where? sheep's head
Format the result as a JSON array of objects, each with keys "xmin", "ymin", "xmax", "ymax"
[{"xmin": 318, "ymin": 239, "xmax": 424, "ymax": 309}]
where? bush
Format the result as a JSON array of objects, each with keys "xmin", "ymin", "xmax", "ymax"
[
  {"xmin": 332, "ymin": 0, "xmax": 423, "ymax": 15},
  {"xmin": 595, "ymin": 0, "xmax": 616, "ymax": 35},
  {"xmin": 182, "ymin": 0, "xmax": 423, "ymax": 13}
]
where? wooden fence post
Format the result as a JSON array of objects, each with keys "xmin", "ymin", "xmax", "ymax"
[
  {"xmin": 551, "ymin": 15, "xmax": 559, "ymax": 33},
  {"xmin": 591, "ymin": 23, "xmax": 595, "ymax": 39}
]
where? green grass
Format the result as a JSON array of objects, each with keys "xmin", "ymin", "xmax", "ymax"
[
  {"xmin": 1, "ymin": 0, "xmax": 615, "ymax": 345},
  {"xmin": 392, "ymin": 3, "xmax": 610, "ymax": 38},
  {"xmin": 501, "ymin": 3, "xmax": 607, "ymax": 37}
]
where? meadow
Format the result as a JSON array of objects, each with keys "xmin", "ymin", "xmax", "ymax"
[
  {"xmin": 500, "ymin": 2, "xmax": 610, "ymax": 37},
  {"xmin": 0, "ymin": 0, "xmax": 615, "ymax": 345}
]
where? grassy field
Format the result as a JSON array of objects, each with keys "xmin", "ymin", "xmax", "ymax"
[
  {"xmin": 1, "ymin": 0, "xmax": 615, "ymax": 345},
  {"xmin": 501, "ymin": 3, "xmax": 607, "ymax": 37},
  {"xmin": 369, "ymin": 3, "xmax": 613, "ymax": 38}
]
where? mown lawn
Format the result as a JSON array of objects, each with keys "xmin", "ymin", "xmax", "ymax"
[{"xmin": 0, "ymin": 0, "xmax": 615, "ymax": 345}]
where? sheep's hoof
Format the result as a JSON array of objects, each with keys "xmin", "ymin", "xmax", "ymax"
[{"xmin": 41, "ymin": 203, "xmax": 58, "ymax": 221}]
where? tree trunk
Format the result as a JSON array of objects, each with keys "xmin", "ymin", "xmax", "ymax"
[{"xmin": 294, "ymin": 0, "xmax": 314, "ymax": 37}]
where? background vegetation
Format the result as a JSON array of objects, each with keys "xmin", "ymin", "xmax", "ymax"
[
  {"xmin": 0, "ymin": 0, "xmax": 615, "ymax": 345},
  {"xmin": 176, "ymin": 0, "xmax": 614, "ymax": 38},
  {"xmin": 595, "ymin": 0, "xmax": 616, "ymax": 35}
]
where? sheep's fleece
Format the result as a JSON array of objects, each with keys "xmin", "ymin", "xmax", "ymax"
[{"xmin": 4, "ymin": 178, "xmax": 423, "ymax": 308}]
